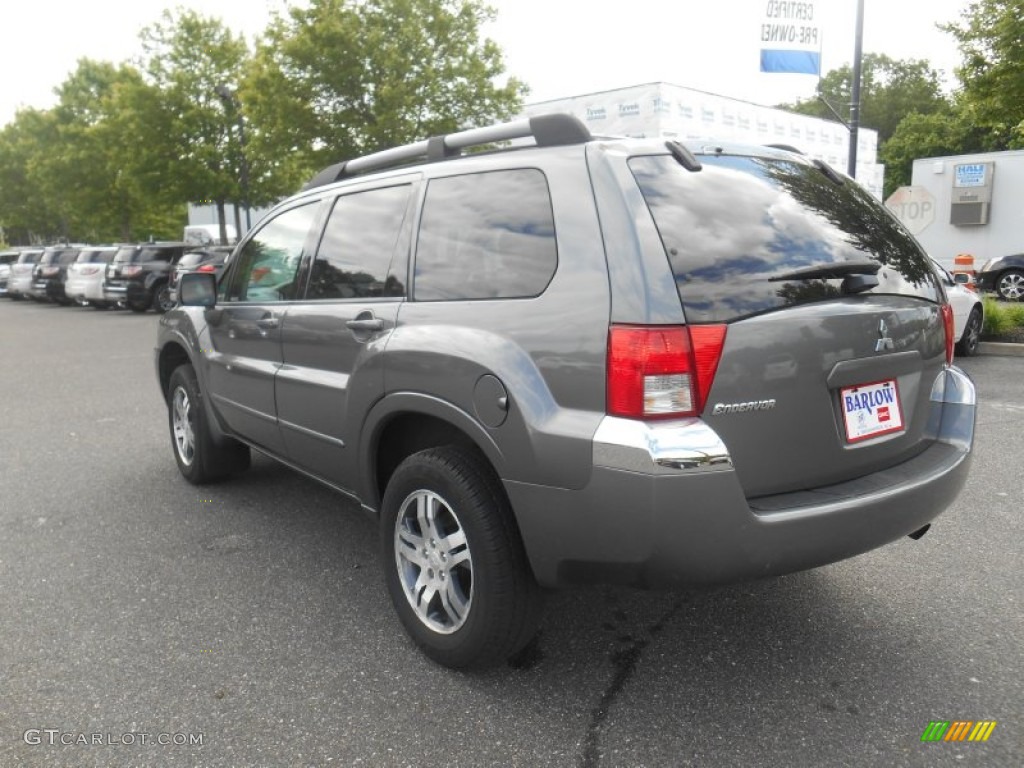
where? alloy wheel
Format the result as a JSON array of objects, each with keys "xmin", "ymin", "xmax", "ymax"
[{"xmin": 394, "ymin": 490, "xmax": 473, "ymax": 634}]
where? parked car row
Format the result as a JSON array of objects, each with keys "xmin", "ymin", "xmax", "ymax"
[{"xmin": 0, "ymin": 243, "xmax": 233, "ymax": 312}]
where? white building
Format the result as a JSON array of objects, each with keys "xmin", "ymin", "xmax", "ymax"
[{"xmin": 524, "ymin": 82, "xmax": 883, "ymax": 199}]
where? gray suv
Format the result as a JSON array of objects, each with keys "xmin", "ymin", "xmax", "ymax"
[{"xmin": 156, "ymin": 114, "xmax": 976, "ymax": 668}]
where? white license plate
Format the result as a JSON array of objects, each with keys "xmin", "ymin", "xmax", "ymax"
[{"xmin": 840, "ymin": 379, "xmax": 904, "ymax": 443}]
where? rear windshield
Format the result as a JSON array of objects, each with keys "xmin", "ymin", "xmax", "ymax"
[
  {"xmin": 77, "ymin": 249, "xmax": 115, "ymax": 263},
  {"xmin": 38, "ymin": 251, "xmax": 61, "ymax": 265},
  {"xmin": 58, "ymin": 250, "xmax": 80, "ymax": 265},
  {"xmin": 17, "ymin": 252, "xmax": 42, "ymax": 264},
  {"xmin": 629, "ymin": 153, "xmax": 942, "ymax": 323},
  {"xmin": 178, "ymin": 252, "xmax": 215, "ymax": 268},
  {"xmin": 113, "ymin": 247, "xmax": 139, "ymax": 263}
]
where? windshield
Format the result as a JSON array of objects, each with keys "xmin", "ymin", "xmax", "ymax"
[{"xmin": 629, "ymin": 153, "xmax": 942, "ymax": 323}]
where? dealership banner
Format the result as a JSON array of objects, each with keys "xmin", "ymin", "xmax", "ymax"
[{"xmin": 759, "ymin": 1, "xmax": 821, "ymax": 74}]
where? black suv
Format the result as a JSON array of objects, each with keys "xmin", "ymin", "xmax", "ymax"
[
  {"xmin": 158, "ymin": 114, "xmax": 975, "ymax": 668},
  {"xmin": 31, "ymin": 246, "xmax": 81, "ymax": 304},
  {"xmin": 104, "ymin": 243, "xmax": 187, "ymax": 313}
]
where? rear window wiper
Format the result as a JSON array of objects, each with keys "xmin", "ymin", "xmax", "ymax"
[{"xmin": 769, "ymin": 260, "xmax": 881, "ymax": 282}]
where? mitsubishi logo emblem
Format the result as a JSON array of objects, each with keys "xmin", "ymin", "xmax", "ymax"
[{"xmin": 876, "ymin": 319, "xmax": 895, "ymax": 352}]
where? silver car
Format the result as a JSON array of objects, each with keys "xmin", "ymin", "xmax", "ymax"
[
  {"xmin": 157, "ymin": 115, "xmax": 976, "ymax": 668},
  {"xmin": 7, "ymin": 249, "xmax": 43, "ymax": 299},
  {"xmin": 65, "ymin": 246, "xmax": 118, "ymax": 307}
]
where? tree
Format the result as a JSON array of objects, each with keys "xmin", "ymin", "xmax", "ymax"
[
  {"xmin": 942, "ymin": 0, "xmax": 1024, "ymax": 149},
  {"xmin": 244, "ymin": 0, "xmax": 527, "ymax": 195},
  {"xmin": 780, "ymin": 53, "xmax": 951, "ymax": 145},
  {"xmin": 138, "ymin": 9, "xmax": 252, "ymax": 242},
  {"xmin": 0, "ymin": 109, "xmax": 63, "ymax": 243},
  {"xmin": 877, "ymin": 111, "xmax": 988, "ymax": 195},
  {"xmin": 45, "ymin": 59, "xmax": 184, "ymax": 242}
]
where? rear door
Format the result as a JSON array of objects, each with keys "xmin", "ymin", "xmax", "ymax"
[
  {"xmin": 629, "ymin": 151, "xmax": 947, "ymax": 497},
  {"xmin": 276, "ymin": 180, "xmax": 416, "ymax": 488},
  {"xmin": 205, "ymin": 201, "xmax": 321, "ymax": 455}
]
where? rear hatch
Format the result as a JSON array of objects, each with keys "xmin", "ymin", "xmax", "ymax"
[
  {"xmin": 629, "ymin": 150, "xmax": 948, "ymax": 497},
  {"xmin": 106, "ymin": 246, "xmax": 141, "ymax": 286}
]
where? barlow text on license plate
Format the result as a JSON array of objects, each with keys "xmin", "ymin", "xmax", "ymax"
[{"xmin": 841, "ymin": 379, "xmax": 904, "ymax": 442}]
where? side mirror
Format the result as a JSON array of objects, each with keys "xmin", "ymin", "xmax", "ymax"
[
  {"xmin": 179, "ymin": 272, "xmax": 217, "ymax": 308},
  {"xmin": 952, "ymin": 272, "xmax": 971, "ymax": 285}
]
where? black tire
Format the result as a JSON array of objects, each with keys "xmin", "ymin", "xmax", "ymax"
[
  {"xmin": 154, "ymin": 282, "xmax": 175, "ymax": 314},
  {"xmin": 995, "ymin": 269, "xmax": 1024, "ymax": 301},
  {"xmin": 167, "ymin": 363, "xmax": 250, "ymax": 484},
  {"xmin": 128, "ymin": 296, "xmax": 151, "ymax": 313},
  {"xmin": 381, "ymin": 446, "xmax": 542, "ymax": 669},
  {"xmin": 956, "ymin": 306, "xmax": 983, "ymax": 357}
]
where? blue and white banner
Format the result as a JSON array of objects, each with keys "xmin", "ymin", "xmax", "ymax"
[{"xmin": 759, "ymin": 1, "xmax": 822, "ymax": 75}]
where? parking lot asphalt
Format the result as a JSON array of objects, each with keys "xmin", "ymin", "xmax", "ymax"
[{"xmin": 0, "ymin": 299, "xmax": 1020, "ymax": 768}]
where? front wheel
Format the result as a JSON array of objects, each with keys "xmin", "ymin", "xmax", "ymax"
[
  {"xmin": 381, "ymin": 446, "xmax": 542, "ymax": 669},
  {"xmin": 995, "ymin": 269, "xmax": 1024, "ymax": 301},
  {"xmin": 167, "ymin": 363, "xmax": 250, "ymax": 484},
  {"xmin": 956, "ymin": 307, "xmax": 983, "ymax": 357}
]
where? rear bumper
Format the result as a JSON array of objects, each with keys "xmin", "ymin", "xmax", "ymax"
[{"xmin": 507, "ymin": 366, "xmax": 976, "ymax": 589}]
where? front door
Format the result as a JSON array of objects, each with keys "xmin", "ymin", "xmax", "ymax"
[{"xmin": 206, "ymin": 201, "xmax": 321, "ymax": 456}]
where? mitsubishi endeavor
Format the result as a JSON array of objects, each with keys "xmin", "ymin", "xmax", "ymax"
[{"xmin": 156, "ymin": 114, "xmax": 976, "ymax": 668}]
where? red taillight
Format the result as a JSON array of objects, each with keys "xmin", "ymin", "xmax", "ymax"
[
  {"xmin": 80, "ymin": 266, "xmax": 100, "ymax": 276},
  {"xmin": 197, "ymin": 264, "xmax": 217, "ymax": 273},
  {"xmin": 941, "ymin": 303, "xmax": 955, "ymax": 365},
  {"xmin": 123, "ymin": 265, "xmax": 142, "ymax": 277},
  {"xmin": 607, "ymin": 324, "xmax": 726, "ymax": 419}
]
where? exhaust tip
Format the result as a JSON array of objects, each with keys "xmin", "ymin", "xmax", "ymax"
[{"xmin": 908, "ymin": 524, "xmax": 931, "ymax": 541}]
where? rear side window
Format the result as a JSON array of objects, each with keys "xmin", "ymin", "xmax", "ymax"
[
  {"xmin": 307, "ymin": 184, "xmax": 411, "ymax": 299},
  {"xmin": 414, "ymin": 169, "xmax": 557, "ymax": 301},
  {"xmin": 629, "ymin": 154, "xmax": 942, "ymax": 323}
]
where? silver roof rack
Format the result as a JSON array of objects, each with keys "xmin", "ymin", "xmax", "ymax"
[{"xmin": 303, "ymin": 113, "xmax": 591, "ymax": 191}]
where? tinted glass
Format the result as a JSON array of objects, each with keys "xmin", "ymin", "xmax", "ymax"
[
  {"xmin": 77, "ymin": 249, "xmax": 116, "ymax": 263},
  {"xmin": 222, "ymin": 203, "xmax": 318, "ymax": 303},
  {"xmin": 58, "ymin": 250, "xmax": 80, "ymax": 265},
  {"xmin": 16, "ymin": 252, "xmax": 42, "ymax": 264},
  {"xmin": 113, "ymin": 247, "xmax": 138, "ymax": 263},
  {"xmin": 137, "ymin": 246, "xmax": 181, "ymax": 263},
  {"xmin": 629, "ymin": 154, "xmax": 942, "ymax": 323},
  {"xmin": 307, "ymin": 185, "xmax": 411, "ymax": 300},
  {"xmin": 415, "ymin": 170, "xmax": 557, "ymax": 301},
  {"xmin": 178, "ymin": 253, "xmax": 212, "ymax": 269}
]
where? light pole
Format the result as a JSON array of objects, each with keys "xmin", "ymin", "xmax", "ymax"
[
  {"xmin": 847, "ymin": 0, "xmax": 865, "ymax": 179},
  {"xmin": 215, "ymin": 85, "xmax": 252, "ymax": 234}
]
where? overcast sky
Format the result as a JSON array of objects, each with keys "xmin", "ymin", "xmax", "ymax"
[{"xmin": 1, "ymin": 0, "xmax": 973, "ymax": 127}]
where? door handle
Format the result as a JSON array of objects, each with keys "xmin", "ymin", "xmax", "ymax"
[
  {"xmin": 256, "ymin": 316, "xmax": 280, "ymax": 330},
  {"xmin": 346, "ymin": 318, "xmax": 384, "ymax": 332}
]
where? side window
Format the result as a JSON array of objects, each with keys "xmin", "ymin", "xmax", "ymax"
[
  {"xmin": 307, "ymin": 184, "xmax": 411, "ymax": 300},
  {"xmin": 222, "ymin": 203, "xmax": 318, "ymax": 302},
  {"xmin": 414, "ymin": 169, "xmax": 557, "ymax": 301}
]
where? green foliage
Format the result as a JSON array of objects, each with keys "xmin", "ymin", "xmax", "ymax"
[
  {"xmin": 877, "ymin": 110, "xmax": 988, "ymax": 197},
  {"xmin": 138, "ymin": 9, "xmax": 251, "ymax": 207},
  {"xmin": 244, "ymin": 0, "xmax": 527, "ymax": 192},
  {"xmin": 943, "ymin": 0, "xmax": 1024, "ymax": 150},
  {"xmin": 780, "ymin": 53, "xmax": 951, "ymax": 144},
  {"xmin": 981, "ymin": 296, "xmax": 1024, "ymax": 337}
]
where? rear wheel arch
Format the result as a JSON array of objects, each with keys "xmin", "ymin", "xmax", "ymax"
[{"xmin": 368, "ymin": 408, "xmax": 505, "ymax": 513}]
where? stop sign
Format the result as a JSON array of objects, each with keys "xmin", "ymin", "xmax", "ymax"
[{"xmin": 885, "ymin": 186, "xmax": 936, "ymax": 235}]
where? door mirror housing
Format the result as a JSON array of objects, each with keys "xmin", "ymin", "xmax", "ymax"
[{"xmin": 179, "ymin": 272, "xmax": 217, "ymax": 308}]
